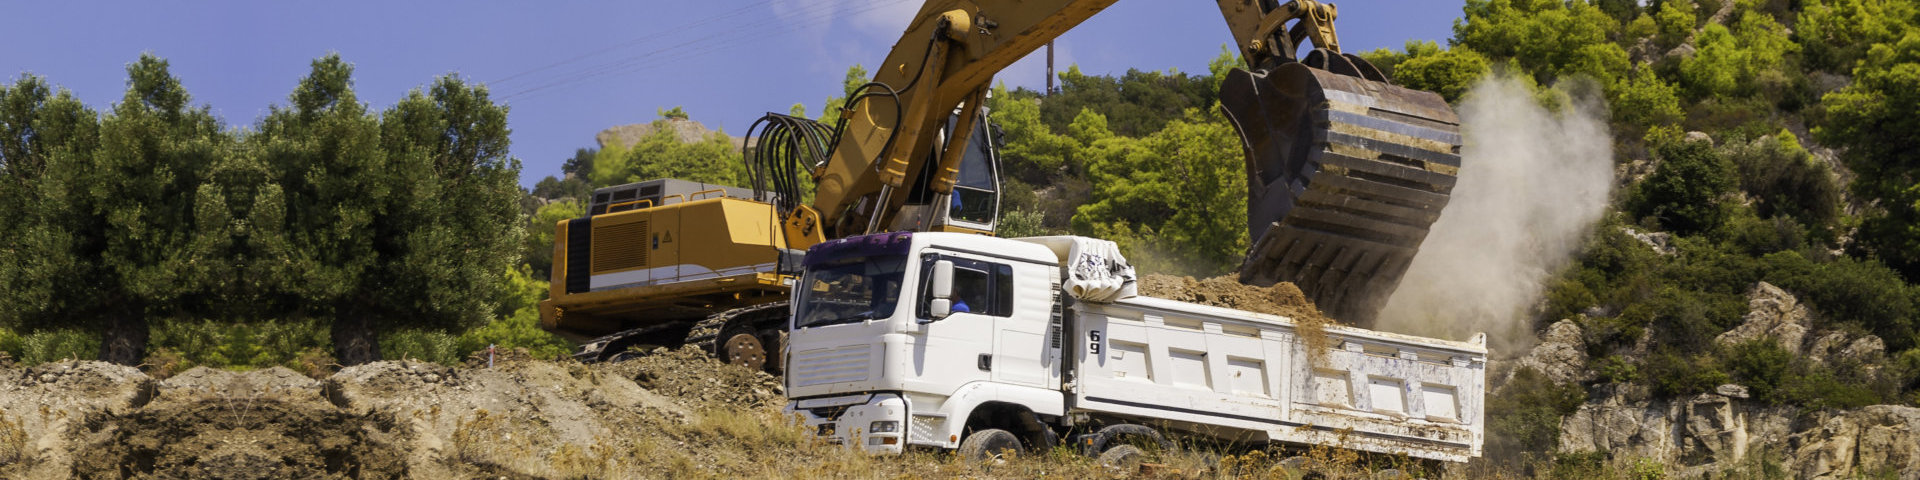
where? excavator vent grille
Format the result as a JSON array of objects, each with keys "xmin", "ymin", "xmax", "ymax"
[{"xmin": 591, "ymin": 221, "xmax": 649, "ymax": 273}]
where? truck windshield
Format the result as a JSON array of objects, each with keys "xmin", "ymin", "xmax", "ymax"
[{"xmin": 794, "ymin": 255, "xmax": 908, "ymax": 329}]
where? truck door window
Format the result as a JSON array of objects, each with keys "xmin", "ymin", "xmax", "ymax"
[
  {"xmin": 919, "ymin": 256, "xmax": 1014, "ymax": 318},
  {"xmin": 950, "ymin": 267, "xmax": 989, "ymax": 314}
]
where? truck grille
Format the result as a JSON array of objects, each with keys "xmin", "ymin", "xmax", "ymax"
[{"xmin": 791, "ymin": 345, "xmax": 870, "ymax": 387}]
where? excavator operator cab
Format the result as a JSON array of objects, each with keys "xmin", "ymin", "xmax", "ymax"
[
  {"xmin": 901, "ymin": 106, "xmax": 1003, "ymax": 235},
  {"xmin": 941, "ymin": 111, "xmax": 1002, "ymax": 229}
]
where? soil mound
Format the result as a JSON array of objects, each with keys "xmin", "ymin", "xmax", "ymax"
[
  {"xmin": 68, "ymin": 366, "xmax": 409, "ymax": 479},
  {"xmin": 71, "ymin": 396, "xmax": 409, "ymax": 479},
  {"xmin": 601, "ymin": 345, "xmax": 785, "ymax": 408}
]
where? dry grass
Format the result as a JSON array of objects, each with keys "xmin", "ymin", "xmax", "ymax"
[{"xmin": 0, "ymin": 413, "xmax": 24, "ymax": 465}]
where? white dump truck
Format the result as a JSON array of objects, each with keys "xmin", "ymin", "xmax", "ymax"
[{"xmin": 783, "ymin": 232, "xmax": 1486, "ymax": 463}]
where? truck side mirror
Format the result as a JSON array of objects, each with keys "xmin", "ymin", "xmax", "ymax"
[{"xmin": 929, "ymin": 260, "xmax": 954, "ymax": 319}]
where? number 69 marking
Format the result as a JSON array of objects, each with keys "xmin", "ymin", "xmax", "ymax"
[{"xmin": 1088, "ymin": 330, "xmax": 1102, "ymax": 355}]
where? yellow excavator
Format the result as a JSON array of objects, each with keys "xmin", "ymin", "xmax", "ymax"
[{"xmin": 540, "ymin": 0, "xmax": 1461, "ymax": 369}]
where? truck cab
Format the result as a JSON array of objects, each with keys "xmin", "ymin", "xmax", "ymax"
[{"xmin": 784, "ymin": 232, "xmax": 1064, "ymax": 452}]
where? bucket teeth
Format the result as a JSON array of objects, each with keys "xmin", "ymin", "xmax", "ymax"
[{"xmin": 1223, "ymin": 63, "xmax": 1461, "ymax": 324}]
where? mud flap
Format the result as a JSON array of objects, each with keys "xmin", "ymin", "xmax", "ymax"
[{"xmin": 1220, "ymin": 62, "xmax": 1461, "ymax": 324}]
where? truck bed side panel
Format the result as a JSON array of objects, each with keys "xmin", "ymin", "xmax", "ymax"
[{"xmin": 1069, "ymin": 298, "xmax": 1484, "ymax": 462}]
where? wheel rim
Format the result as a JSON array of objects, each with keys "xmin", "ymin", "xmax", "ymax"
[{"xmin": 723, "ymin": 333, "xmax": 766, "ymax": 370}]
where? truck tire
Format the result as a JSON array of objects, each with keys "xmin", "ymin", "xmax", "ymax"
[
  {"xmin": 958, "ymin": 428, "xmax": 1023, "ymax": 462},
  {"xmin": 1097, "ymin": 444, "xmax": 1147, "ymax": 470}
]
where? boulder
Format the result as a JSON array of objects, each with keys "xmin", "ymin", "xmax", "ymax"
[
  {"xmin": 1788, "ymin": 406, "xmax": 1920, "ymax": 479},
  {"xmin": 1506, "ymin": 319, "xmax": 1592, "ymax": 386},
  {"xmin": 1715, "ymin": 282, "xmax": 1812, "ymax": 353}
]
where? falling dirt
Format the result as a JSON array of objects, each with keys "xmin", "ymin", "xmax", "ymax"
[{"xmin": 1138, "ymin": 274, "xmax": 1340, "ymax": 366}]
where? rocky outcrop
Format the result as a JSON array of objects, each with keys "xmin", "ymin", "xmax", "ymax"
[
  {"xmin": 1789, "ymin": 406, "xmax": 1920, "ymax": 479},
  {"xmin": 595, "ymin": 118, "xmax": 746, "ymax": 152},
  {"xmin": 1716, "ymin": 282, "xmax": 1888, "ymax": 366},
  {"xmin": 1558, "ymin": 384, "xmax": 1797, "ymax": 477},
  {"xmin": 1544, "ymin": 282, "xmax": 1918, "ymax": 479},
  {"xmin": 1715, "ymin": 281, "xmax": 1813, "ymax": 353},
  {"xmin": 1509, "ymin": 319, "xmax": 1592, "ymax": 385}
]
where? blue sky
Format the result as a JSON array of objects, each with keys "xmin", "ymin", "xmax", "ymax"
[{"xmin": 1, "ymin": 1, "xmax": 1465, "ymax": 187}]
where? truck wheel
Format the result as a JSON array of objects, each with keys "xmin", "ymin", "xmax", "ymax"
[
  {"xmin": 958, "ymin": 428, "xmax": 1023, "ymax": 462},
  {"xmin": 720, "ymin": 323, "xmax": 767, "ymax": 371},
  {"xmin": 1097, "ymin": 444, "xmax": 1146, "ymax": 470}
]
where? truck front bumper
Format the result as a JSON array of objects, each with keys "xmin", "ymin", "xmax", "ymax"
[{"xmin": 785, "ymin": 393, "xmax": 908, "ymax": 454}]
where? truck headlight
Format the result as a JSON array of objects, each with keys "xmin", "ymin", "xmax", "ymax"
[{"xmin": 869, "ymin": 420, "xmax": 899, "ymax": 433}]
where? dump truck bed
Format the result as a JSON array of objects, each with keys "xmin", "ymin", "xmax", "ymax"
[{"xmin": 1069, "ymin": 295, "xmax": 1486, "ymax": 462}]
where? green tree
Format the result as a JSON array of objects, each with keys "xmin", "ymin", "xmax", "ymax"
[
  {"xmin": 524, "ymin": 200, "xmax": 585, "ymax": 279},
  {"xmin": 1817, "ymin": 33, "xmax": 1920, "ymax": 280},
  {"xmin": 1609, "ymin": 66, "xmax": 1685, "ymax": 133},
  {"xmin": 1455, "ymin": 0, "xmax": 1631, "ymax": 85},
  {"xmin": 1653, "ymin": 0, "xmax": 1698, "ymax": 50},
  {"xmin": 1391, "ymin": 43, "xmax": 1493, "ymax": 103},
  {"xmin": 250, "ymin": 55, "xmax": 392, "ymax": 359},
  {"xmin": 363, "ymin": 75, "xmax": 526, "ymax": 365},
  {"xmin": 561, "ymin": 146, "xmax": 596, "ymax": 178},
  {"xmin": 79, "ymin": 55, "xmax": 230, "ymax": 364},
  {"xmin": 0, "ymin": 75, "xmax": 99, "ymax": 342},
  {"xmin": 988, "ymin": 83, "xmax": 1080, "ymax": 184},
  {"xmin": 1796, "ymin": 0, "xmax": 1918, "ymax": 73},
  {"xmin": 1678, "ymin": 12, "xmax": 1797, "ymax": 99},
  {"xmin": 1041, "ymin": 65, "xmax": 1212, "ymax": 137},
  {"xmin": 1630, "ymin": 137, "xmax": 1737, "ymax": 236},
  {"xmin": 1074, "ymin": 109, "xmax": 1246, "ymax": 275}
]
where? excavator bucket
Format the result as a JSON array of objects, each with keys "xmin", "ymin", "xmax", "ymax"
[{"xmin": 1220, "ymin": 56, "xmax": 1461, "ymax": 324}]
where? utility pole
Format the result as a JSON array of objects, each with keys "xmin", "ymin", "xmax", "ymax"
[{"xmin": 1046, "ymin": 40, "xmax": 1056, "ymax": 95}]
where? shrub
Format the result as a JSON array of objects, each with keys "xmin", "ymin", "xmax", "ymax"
[
  {"xmin": 1765, "ymin": 252, "xmax": 1920, "ymax": 350},
  {"xmin": 1487, "ymin": 367, "xmax": 1588, "ymax": 464},
  {"xmin": 455, "ymin": 308, "xmax": 572, "ymax": 361},
  {"xmin": 380, "ymin": 329, "xmax": 463, "ymax": 365},
  {"xmin": 1643, "ymin": 351, "xmax": 1728, "ymax": 397},
  {"xmin": 1720, "ymin": 339, "xmax": 1794, "ymax": 402},
  {"xmin": 146, "ymin": 318, "xmax": 331, "ymax": 371},
  {"xmin": 6, "ymin": 329, "xmax": 100, "ymax": 365},
  {"xmin": 1629, "ymin": 139, "xmax": 1737, "ymax": 236}
]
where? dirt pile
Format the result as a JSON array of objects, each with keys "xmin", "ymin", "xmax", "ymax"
[
  {"xmin": 63, "ymin": 367, "xmax": 409, "ymax": 479},
  {"xmin": 601, "ymin": 345, "xmax": 784, "ymax": 408},
  {"xmin": 0, "ymin": 361, "xmax": 155, "ymax": 478},
  {"xmin": 1138, "ymin": 274, "xmax": 1340, "ymax": 365}
]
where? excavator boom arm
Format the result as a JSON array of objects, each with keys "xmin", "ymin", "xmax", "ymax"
[{"xmin": 805, "ymin": 0, "xmax": 1345, "ymax": 239}]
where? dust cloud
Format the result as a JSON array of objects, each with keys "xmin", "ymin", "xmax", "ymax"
[{"xmin": 1373, "ymin": 73, "xmax": 1614, "ymax": 353}]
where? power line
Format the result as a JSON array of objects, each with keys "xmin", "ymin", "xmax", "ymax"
[{"xmin": 497, "ymin": 0, "xmax": 914, "ymax": 102}]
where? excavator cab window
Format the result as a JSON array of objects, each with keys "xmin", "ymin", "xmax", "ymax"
[{"xmin": 947, "ymin": 117, "xmax": 1000, "ymax": 225}]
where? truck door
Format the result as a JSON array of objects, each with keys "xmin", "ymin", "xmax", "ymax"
[
  {"xmin": 911, "ymin": 257, "xmax": 995, "ymax": 386},
  {"xmin": 913, "ymin": 254, "xmax": 1058, "ymax": 390}
]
